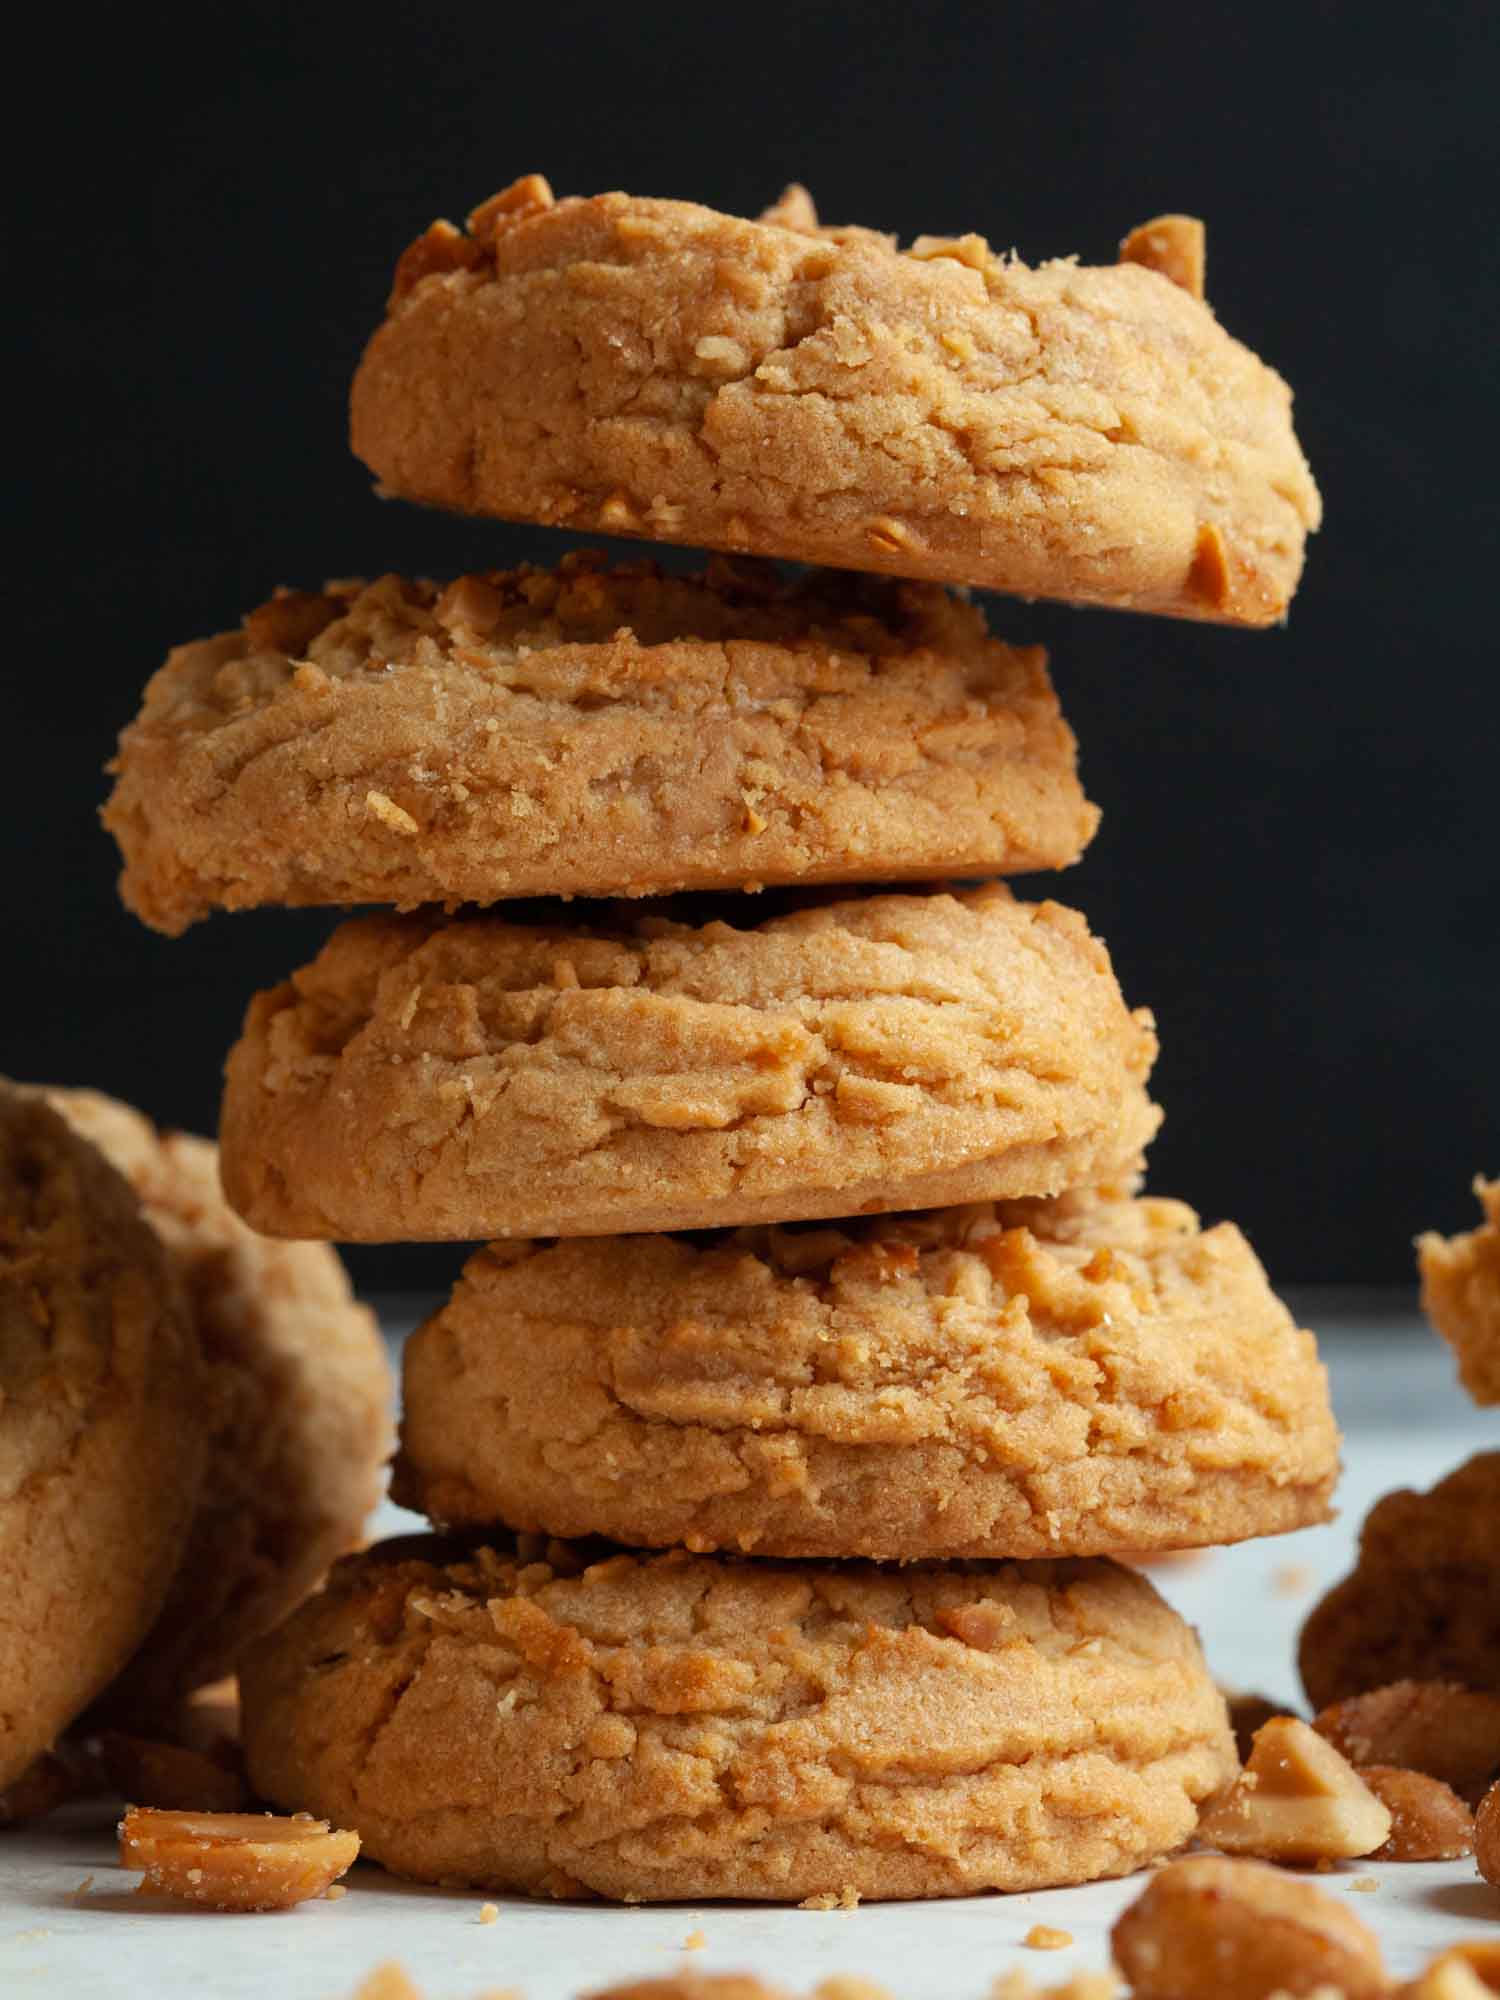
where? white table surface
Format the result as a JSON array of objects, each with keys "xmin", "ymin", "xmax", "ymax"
[{"xmin": 3, "ymin": 1292, "xmax": 1495, "ymax": 1997}]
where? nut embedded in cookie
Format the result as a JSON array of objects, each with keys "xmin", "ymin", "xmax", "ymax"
[
  {"xmin": 103, "ymin": 554, "xmax": 1099, "ymax": 934},
  {"xmin": 394, "ymin": 1184, "xmax": 1337, "ymax": 1562},
  {"xmin": 218, "ymin": 885, "xmax": 1161, "ymax": 1242},
  {"xmin": 351, "ymin": 178, "xmax": 1319, "ymax": 626},
  {"xmin": 239, "ymin": 1535, "xmax": 1234, "ymax": 1902}
]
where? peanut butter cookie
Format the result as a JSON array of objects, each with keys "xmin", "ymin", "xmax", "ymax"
[
  {"xmin": 240, "ymin": 1534, "xmax": 1235, "ymax": 1901},
  {"xmin": 219, "ymin": 886, "xmax": 1160, "ymax": 1241},
  {"xmin": 351, "ymin": 178, "xmax": 1319, "ymax": 626},
  {"xmin": 1300, "ymin": 1453, "xmax": 1500, "ymax": 1710},
  {"xmin": 0, "ymin": 1084, "xmax": 203, "ymax": 1788},
  {"xmin": 45, "ymin": 1089, "xmax": 393, "ymax": 1714},
  {"xmin": 394, "ymin": 1184, "xmax": 1337, "ymax": 1560},
  {"xmin": 105, "ymin": 554, "xmax": 1096, "ymax": 935},
  {"xmin": 1419, "ymin": 1178, "xmax": 1500, "ymax": 1406}
]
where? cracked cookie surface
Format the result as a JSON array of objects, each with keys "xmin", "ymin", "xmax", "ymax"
[
  {"xmin": 351, "ymin": 177, "xmax": 1319, "ymax": 627},
  {"xmin": 239, "ymin": 1534, "xmax": 1235, "ymax": 1901},
  {"xmin": 1419, "ymin": 1178, "xmax": 1500, "ymax": 1407},
  {"xmin": 45, "ymin": 1089, "xmax": 392, "ymax": 1715},
  {"xmin": 218, "ymin": 885, "xmax": 1161, "ymax": 1242},
  {"xmin": 1300, "ymin": 1452, "xmax": 1500, "ymax": 1709},
  {"xmin": 394, "ymin": 1184, "xmax": 1337, "ymax": 1560},
  {"xmin": 0, "ymin": 1084, "xmax": 204, "ymax": 1786},
  {"xmin": 105, "ymin": 553, "xmax": 1096, "ymax": 935}
]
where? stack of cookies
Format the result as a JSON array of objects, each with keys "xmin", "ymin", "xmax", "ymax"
[{"xmin": 104, "ymin": 177, "xmax": 1338, "ymax": 1905}]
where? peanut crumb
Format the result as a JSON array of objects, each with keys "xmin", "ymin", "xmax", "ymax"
[
  {"xmin": 365, "ymin": 790, "xmax": 420, "ymax": 835},
  {"xmin": 1271, "ymin": 1562, "xmax": 1315, "ymax": 1597},
  {"xmin": 1024, "ymin": 1924, "xmax": 1073, "ymax": 1949},
  {"xmin": 478, "ymin": 1901, "xmax": 499, "ymax": 1924},
  {"xmin": 798, "ymin": 1884, "xmax": 860, "ymax": 1910},
  {"xmin": 1348, "ymin": 1875, "xmax": 1379, "ymax": 1892},
  {"xmin": 325, "ymin": 1883, "xmax": 348, "ymax": 1901},
  {"xmin": 682, "ymin": 1929, "xmax": 707, "ymax": 1950}
]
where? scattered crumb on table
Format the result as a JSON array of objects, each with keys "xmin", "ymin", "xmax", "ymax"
[
  {"xmin": 682, "ymin": 1929, "xmax": 706, "ymax": 1950},
  {"xmin": 478, "ymin": 1902, "xmax": 499, "ymax": 1925},
  {"xmin": 799, "ymin": 1884, "xmax": 861, "ymax": 1910},
  {"xmin": 1348, "ymin": 1876, "xmax": 1379, "ymax": 1892},
  {"xmin": 1023, "ymin": 1923, "xmax": 1073, "ymax": 1950}
]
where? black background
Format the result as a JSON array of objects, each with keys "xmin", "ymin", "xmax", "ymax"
[{"xmin": 12, "ymin": 2, "xmax": 1497, "ymax": 1287}]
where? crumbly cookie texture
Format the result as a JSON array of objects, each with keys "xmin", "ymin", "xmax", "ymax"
[
  {"xmin": 240, "ymin": 1534, "xmax": 1234, "ymax": 1902},
  {"xmin": 44, "ymin": 1090, "xmax": 392, "ymax": 1714},
  {"xmin": 0, "ymin": 1084, "xmax": 204, "ymax": 1788},
  {"xmin": 394, "ymin": 1184, "xmax": 1336, "ymax": 1560},
  {"xmin": 1419, "ymin": 1178, "xmax": 1500, "ymax": 1406},
  {"xmin": 104, "ymin": 553, "xmax": 1097, "ymax": 936},
  {"xmin": 1299, "ymin": 1452, "xmax": 1500, "ymax": 1710},
  {"xmin": 352, "ymin": 178, "xmax": 1319, "ymax": 627},
  {"xmin": 220, "ymin": 885, "xmax": 1160, "ymax": 1242}
]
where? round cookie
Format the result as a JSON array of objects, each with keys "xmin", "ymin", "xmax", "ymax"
[
  {"xmin": 1418, "ymin": 1177, "xmax": 1500, "ymax": 1407},
  {"xmin": 240, "ymin": 1534, "xmax": 1236, "ymax": 1902},
  {"xmin": 219, "ymin": 885, "xmax": 1161, "ymax": 1242},
  {"xmin": 1299, "ymin": 1453, "xmax": 1500, "ymax": 1710},
  {"xmin": 351, "ymin": 177, "xmax": 1319, "ymax": 628},
  {"xmin": 104, "ymin": 552, "xmax": 1098, "ymax": 936},
  {"xmin": 0, "ymin": 1083, "xmax": 204, "ymax": 1788},
  {"xmin": 393, "ymin": 1184, "xmax": 1339, "ymax": 1561},
  {"xmin": 46, "ymin": 1089, "xmax": 393, "ymax": 1714}
]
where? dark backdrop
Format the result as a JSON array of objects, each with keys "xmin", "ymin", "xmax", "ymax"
[{"xmin": 12, "ymin": 2, "xmax": 1497, "ymax": 1286}]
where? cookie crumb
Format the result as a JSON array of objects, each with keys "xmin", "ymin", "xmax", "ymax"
[
  {"xmin": 325, "ymin": 1882, "xmax": 348, "ymax": 1900},
  {"xmin": 1347, "ymin": 1876, "xmax": 1378, "ymax": 1892},
  {"xmin": 799, "ymin": 1884, "xmax": 860, "ymax": 1911},
  {"xmin": 478, "ymin": 1901, "xmax": 499, "ymax": 1924},
  {"xmin": 682, "ymin": 1929, "xmax": 707, "ymax": 1950},
  {"xmin": 73, "ymin": 1876, "xmax": 94, "ymax": 1899},
  {"xmin": 1024, "ymin": 1924, "xmax": 1073, "ymax": 1950}
]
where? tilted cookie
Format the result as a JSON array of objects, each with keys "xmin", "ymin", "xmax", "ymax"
[
  {"xmin": 44, "ymin": 1089, "xmax": 393, "ymax": 1715},
  {"xmin": 352, "ymin": 176, "xmax": 1319, "ymax": 626},
  {"xmin": 240, "ymin": 1534, "xmax": 1234, "ymax": 1902},
  {"xmin": 220, "ymin": 885, "xmax": 1160, "ymax": 1241},
  {"xmin": 0, "ymin": 1084, "xmax": 204, "ymax": 1788},
  {"xmin": 105, "ymin": 554, "xmax": 1097, "ymax": 935},
  {"xmin": 1419, "ymin": 1178, "xmax": 1500, "ymax": 1406},
  {"xmin": 1300, "ymin": 1453, "xmax": 1500, "ymax": 1710},
  {"xmin": 394, "ymin": 1184, "xmax": 1337, "ymax": 1560}
]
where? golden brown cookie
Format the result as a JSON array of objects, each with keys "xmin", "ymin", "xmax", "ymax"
[
  {"xmin": 394, "ymin": 1184, "xmax": 1338, "ymax": 1560},
  {"xmin": 0, "ymin": 1084, "xmax": 204, "ymax": 1788},
  {"xmin": 240, "ymin": 1534, "xmax": 1235, "ymax": 1901},
  {"xmin": 1300, "ymin": 1453, "xmax": 1500, "ymax": 1711},
  {"xmin": 1418, "ymin": 1178, "xmax": 1500, "ymax": 1407},
  {"xmin": 351, "ymin": 177, "xmax": 1319, "ymax": 627},
  {"xmin": 219, "ymin": 886, "xmax": 1160, "ymax": 1242},
  {"xmin": 44, "ymin": 1089, "xmax": 393, "ymax": 1714},
  {"xmin": 104, "ymin": 553, "xmax": 1098, "ymax": 936}
]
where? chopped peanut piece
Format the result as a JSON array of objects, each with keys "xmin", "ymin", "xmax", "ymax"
[
  {"xmin": 1360, "ymin": 1765, "xmax": 1474, "ymax": 1860},
  {"xmin": 1224, "ymin": 1691, "xmax": 1290, "ymax": 1764},
  {"xmin": 1197, "ymin": 1715, "xmax": 1391, "ymax": 1862},
  {"xmin": 1119, "ymin": 215, "xmax": 1206, "ymax": 300},
  {"xmin": 1315, "ymin": 1680, "xmax": 1500, "ymax": 1805},
  {"xmin": 118, "ymin": 1806, "xmax": 359, "ymax": 1911},
  {"xmin": 1111, "ymin": 1855, "xmax": 1387, "ymax": 2000},
  {"xmin": 1023, "ymin": 1925, "xmax": 1073, "ymax": 1949},
  {"xmin": 1478, "ymin": 1779, "xmax": 1500, "ymax": 1888}
]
